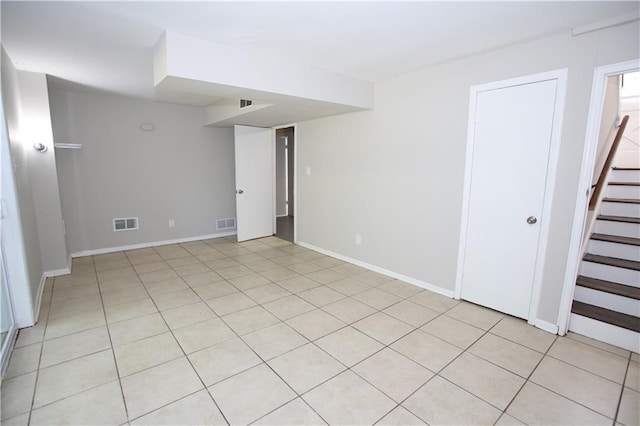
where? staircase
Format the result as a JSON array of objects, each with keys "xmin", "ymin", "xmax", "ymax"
[{"xmin": 570, "ymin": 167, "xmax": 640, "ymax": 353}]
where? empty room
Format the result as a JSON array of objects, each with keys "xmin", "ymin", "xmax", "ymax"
[{"xmin": 0, "ymin": 1, "xmax": 639, "ymax": 425}]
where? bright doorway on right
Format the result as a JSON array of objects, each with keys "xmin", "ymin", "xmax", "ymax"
[{"xmin": 275, "ymin": 126, "xmax": 295, "ymax": 242}]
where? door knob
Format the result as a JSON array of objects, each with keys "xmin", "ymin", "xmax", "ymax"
[
  {"xmin": 236, "ymin": 189, "xmax": 244, "ymax": 194},
  {"xmin": 526, "ymin": 216, "xmax": 537, "ymax": 224}
]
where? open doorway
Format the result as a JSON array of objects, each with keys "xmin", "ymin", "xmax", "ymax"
[{"xmin": 275, "ymin": 126, "xmax": 295, "ymax": 242}]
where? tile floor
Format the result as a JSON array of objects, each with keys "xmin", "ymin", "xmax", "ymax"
[{"xmin": 1, "ymin": 236, "xmax": 638, "ymax": 425}]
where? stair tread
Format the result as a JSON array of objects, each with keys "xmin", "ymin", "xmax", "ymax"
[
  {"xmin": 613, "ymin": 167, "xmax": 640, "ymax": 171},
  {"xmin": 597, "ymin": 215, "xmax": 640, "ymax": 224},
  {"xmin": 602, "ymin": 197, "xmax": 640, "ymax": 204},
  {"xmin": 591, "ymin": 233, "xmax": 640, "ymax": 246},
  {"xmin": 571, "ymin": 301, "xmax": 640, "ymax": 332},
  {"xmin": 583, "ymin": 253, "xmax": 640, "ymax": 271},
  {"xmin": 576, "ymin": 275, "xmax": 640, "ymax": 300},
  {"xmin": 609, "ymin": 182, "xmax": 640, "ymax": 186}
]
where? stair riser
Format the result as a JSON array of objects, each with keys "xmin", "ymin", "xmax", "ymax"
[
  {"xmin": 569, "ymin": 313, "xmax": 640, "ymax": 353},
  {"xmin": 606, "ymin": 185, "xmax": 640, "ymax": 199},
  {"xmin": 600, "ymin": 201, "xmax": 640, "ymax": 217},
  {"xmin": 594, "ymin": 220, "xmax": 640, "ymax": 238},
  {"xmin": 580, "ymin": 261, "xmax": 640, "ymax": 287},
  {"xmin": 573, "ymin": 286, "xmax": 640, "ymax": 317},
  {"xmin": 587, "ymin": 240, "xmax": 640, "ymax": 262},
  {"xmin": 611, "ymin": 169, "xmax": 640, "ymax": 182}
]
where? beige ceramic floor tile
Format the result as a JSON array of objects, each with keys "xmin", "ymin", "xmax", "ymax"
[
  {"xmin": 33, "ymin": 350, "xmax": 118, "ymax": 408},
  {"xmin": 315, "ymin": 326, "xmax": 383, "ymax": 367},
  {"xmin": 268, "ymin": 343, "xmax": 346, "ymax": 393},
  {"xmin": 29, "ymin": 381, "xmax": 126, "ymax": 425},
  {"xmin": 286, "ymin": 309, "xmax": 346, "ymax": 341},
  {"xmin": 105, "ymin": 297, "xmax": 157, "ymax": 324},
  {"xmin": 391, "ymin": 329, "xmax": 462, "ymax": 372},
  {"xmin": 1, "ymin": 372, "xmax": 37, "ymax": 420},
  {"xmin": 183, "ymin": 271, "xmax": 225, "ymax": 287},
  {"xmin": 121, "ymin": 357, "xmax": 203, "ymax": 419},
  {"xmin": 566, "ymin": 332, "xmax": 631, "ymax": 358},
  {"xmin": 161, "ymin": 302, "xmax": 216, "ymax": 330},
  {"xmin": 378, "ymin": 280, "xmax": 424, "ymax": 298},
  {"xmin": 407, "ymin": 290, "xmax": 459, "ymax": 313},
  {"xmin": 242, "ymin": 322, "xmax": 308, "ymax": 360},
  {"xmin": 151, "ymin": 288, "xmax": 201, "ymax": 311},
  {"xmin": 114, "ymin": 332, "xmax": 183, "ymax": 377},
  {"xmin": 506, "ymin": 382, "xmax": 610, "ymax": 426},
  {"xmin": 277, "ymin": 275, "xmax": 321, "ymax": 293},
  {"xmin": 352, "ymin": 312, "xmax": 414, "ymax": 345},
  {"xmin": 530, "ymin": 356, "xmax": 621, "ymax": 418},
  {"xmin": 403, "ymin": 375, "xmax": 501, "ymax": 425},
  {"xmin": 206, "ymin": 292, "xmax": 257, "ymax": 316},
  {"xmin": 217, "ymin": 265, "xmax": 258, "ymax": 281},
  {"xmin": 617, "ymin": 387, "xmax": 640, "ymax": 426},
  {"xmin": 130, "ymin": 390, "xmax": 226, "ymax": 425},
  {"xmin": 440, "ymin": 352, "xmax": 525, "ymax": 410},
  {"xmin": 108, "ymin": 312, "xmax": 169, "ymax": 347},
  {"xmin": 209, "ymin": 363, "xmax": 296, "ymax": 425},
  {"xmin": 254, "ymin": 398, "xmax": 327, "ymax": 425},
  {"xmin": 353, "ymin": 348, "xmax": 433, "ymax": 403},
  {"xmin": 326, "ymin": 277, "xmax": 371, "ymax": 296},
  {"xmin": 383, "ymin": 300, "xmax": 439, "ymax": 328},
  {"xmin": 14, "ymin": 323, "xmax": 46, "ymax": 348},
  {"xmin": 494, "ymin": 413, "xmax": 526, "ymax": 425},
  {"xmin": 40, "ymin": 326, "xmax": 111, "ymax": 368},
  {"xmin": 303, "ymin": 370, "xmax": 396, "ymax": 425},
  {"xmin": 188, "ymin": 337, "xmax": 262, "ymax": 386},
  {"xmin": 377, "ymin": 406, "xmax": 425, "ymax": 425},
  {"xmin": 445, "ymin": 302, "xmax": 504, "ymax": 330},
  {"xmin": 1, "ymin": 413, "xmax": 29, "ymax": 426},
  {"xmin": 352, "ymin": 288, "xmax": 402, "ymax": 310},
  {"xmin": 468, "ymin": 333, "xmax": 543, "ymax": 378},
  {"xmin": 101, "ymin": 285, "xmax": 149, "ymax": 307},
  {"xmin": 45, "ymin": 309, "xmax": 106, "ymax": 340},
  {"xmin": 144, "ymin": 277, "xmax": 189, "ymax": 296},
  {"xmin": 4, "ymin": 343, "xmax": 42, "ymax": 379},
  {"xmin": 245, "ymin": 259, "xmax": 281, "ymax": 273},
  {"xmin": 174, "ymin": 262, "xmax": 211, "ymax": 277},
  {"xmin": 626, "ymin": 360, "xmax": 640, "ymax": 392},
  {"xmin": 548, "ymin": 337, "xmax": 629, "ymax": 383},
  {"xmin": 288, "ymin": 261, "xmax": 324, "ymax": 274},
  {"xmin": 133, "ymin": 261, "xmax": 171, "ymax": 275},
  {"xmin": 322, "ymin": 297, "xmax": 377, "ymax": 324},
  {"xmin": 420, "ymin": 314, "xmax": 485, "ymax": 349},
  {"xmin": 173, "ymin": 317, "xmax": 236, "ymax": 354},
  {"xmin": 263, "ymin": 295, "xmax": 317, "ymax": 320},
  {"xmin": 192, "ymin": 281, "xmax": 238, "ymax": 300},
  {"xmin": 222, "ymin": 305, "xmax": 280, "ymax": 335},
  {"xmin": 245, "ymin": 283, "xmax": 292, "ymax": 304},
  {"xmin": 139, "ymin": 269, "xmax": 180, "ymax": 285},
  {"xmin": 305, "ymin": 269, "xmax": 345, "ymax": 284},
  {"xmin": 490, "ymin": 316, "xmax": 556, "ymax": 353},
  {"xmin": 298, "ymin": 286, "xmax": 346, "ymax": 307},
  {"xmin": 352, "ymin": 270, "xmax": 394, "ymax": 286}
]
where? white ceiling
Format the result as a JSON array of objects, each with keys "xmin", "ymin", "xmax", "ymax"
[{"xmin": 2, "ymin": 1, "xmax": 639, "ymax": 108}]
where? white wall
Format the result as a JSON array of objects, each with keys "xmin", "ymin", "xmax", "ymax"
[
  {"xmin": 592, "ymin": 75, "xmax": 620, "ymax": 185},
  {"xmin": 296, "ymin": 21, "xmax": 640, "ymax": 326},
  {"xmin": 49, "ymin": 90, "xmax": 237, "ymax": 254}
]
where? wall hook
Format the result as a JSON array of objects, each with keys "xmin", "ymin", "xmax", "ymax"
[{"xmin": 33, "ymin": 143, "xmax": 48, "ymax": 153}]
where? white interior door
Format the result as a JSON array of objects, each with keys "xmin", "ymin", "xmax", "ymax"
[
  {"xmin": 234, "ymin": 125, "xmax": 274, "ymax": 242},
  {"xmin": 461, "ymin": 79, "xmax": 558, "ymax": 319}
]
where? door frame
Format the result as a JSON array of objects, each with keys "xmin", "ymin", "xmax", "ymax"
[
  {"xmin": 455, "ymin": 69, "xmax": 568, "ymax": 330},
  {"xmin": 557, "ymin": 59, "xmax": 640, "ymax": 335},
  {"xmin": 272, "ymin": 123, "xmax": 298, "ymax": 243}
]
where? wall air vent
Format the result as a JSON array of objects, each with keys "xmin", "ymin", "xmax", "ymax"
[
  {"xmin": 113, "ymin": 217, "xmax": 139, "ymax": 232},
  {"xmin": 216, "ymin": 217, "xmax": 236, "ymax": 230},
  {"xmin": 240, "ymin": 99, "xmax": 253, "ymax": 109}
]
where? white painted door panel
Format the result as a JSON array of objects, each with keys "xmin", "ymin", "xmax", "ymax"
[
  {"xmin": 461, "ymin": 80, "xmax": 557, "ymax": 319},
  {"xmin": 234, "ymin": 125, "xmax": 274, "ymax": 242}
]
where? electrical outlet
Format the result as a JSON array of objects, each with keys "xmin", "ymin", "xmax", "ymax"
[
  {"xmin": 355, "ymin": 235, "xmax": 362, "ymax": 245},
  {"xmin": 169, "ymin": 219, "xmax": 175, "ymax": 228}
]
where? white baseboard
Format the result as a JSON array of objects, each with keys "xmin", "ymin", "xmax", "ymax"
[
  {"xmin": 297, "ymin": 241, "xmax": 455, "ymax": 299},
  {"xmin": 71, "ymin": 231, "xmax": 238, "ymax": 258},
  {"xmin": 31, "ymin": 272, "xmax": 47, "ymax": 328},
  {"xmin": 45, "ymin": 267, "xmax": 71, "ymax": 277}
]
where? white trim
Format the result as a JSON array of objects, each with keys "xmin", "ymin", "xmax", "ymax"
[
  {"xmin": 272, "ymin": 123, "xmax": 298, "ymax": 244},
  {"xmin": 558, "ymin": 59, "xmax": 640, "ymax": 336},
  {"xmin": 569, "ymin": 313, "xmax": 639, "ymax": 353},
  {"xmin": 455, "ymin": 69, "xmax": 568, "ymax": 330},
  {"xmin": 0, "ymin": 326, "xmax": 17, "ymax": 379},
  {"xmin": 29, "ymin": 273, "xmax": 47, "ymax": 329},
  {"xmin": 298, "ymin": 241, "xmax": 455, "ymax": 298},
  {"xmin": 70, "ymin": 231, "xmax": 237, "ymax": 258},
  {"xmin": 45, "ymin": 267, "xmax": 70, "ymax": 277},
  {"xmin": 531, "ymin": 318, "xmax": 559, "ymax": 334}
]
